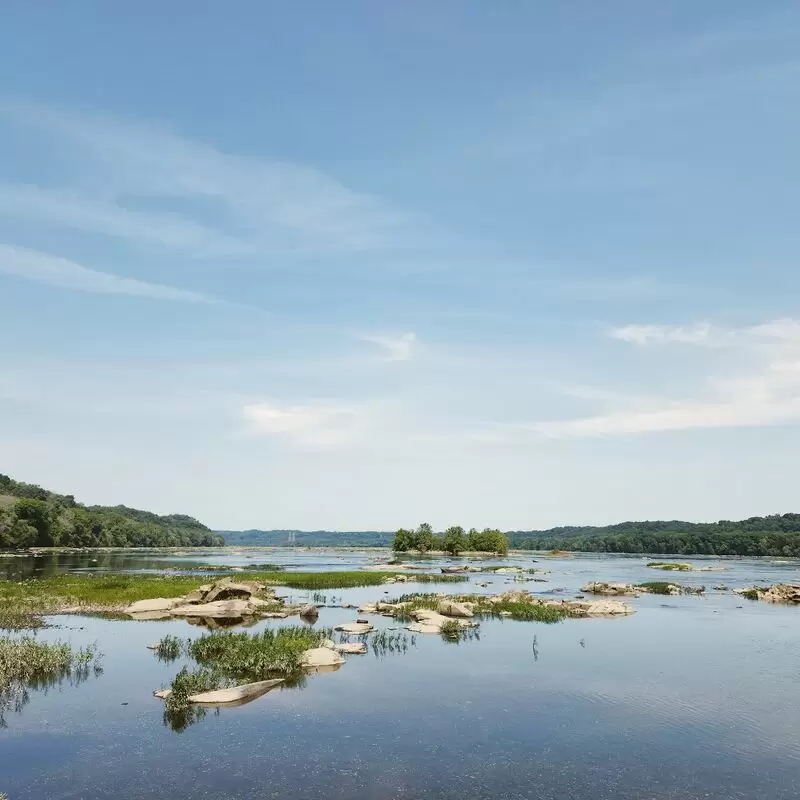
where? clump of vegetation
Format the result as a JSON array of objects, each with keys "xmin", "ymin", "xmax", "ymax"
[
  {"xmin": 412, "ymin": 573, "xmax": 467, "ymax": 584},
  {"xmin": 740, "ymin": 588, "xmax": 761, "ymax": 601},
  {"xmin": 646, "ymin": 562, "xmax": 692, "ymax": 571},
  {"xmin": 485, "ymin": 600, "xmax": 567, "ymax": 623},
  {"xmin": 393, "ymin": 522, "xmax": 509, "ymax": 555},
  {"xmin": 0, "ymin": 637, "xmax": 102, "ymax": 726},
  {"xmin": 161, "ymin": 627, "xmax": 333, "ymax": 731},
  {"xmin": 368, "ymin": 630, "xmax": 415, "ymax": 657},
  {"xmin": 390, "ymin": 592, "xmax": 568, "ymax": 624},
  {"xmin": 439, "ymin": 620, "xmax": 481, "ymax": 643},
  {"xmin": 0, "ymin": 605, "xmax": 47, "ymax": 631},
  {"xmin": 637, "ymin": 581, "xmax": 677, "ymax": 595},
  {"xmin": 155, "ymin": 634, "xmax": 183, "ymax": 662}
]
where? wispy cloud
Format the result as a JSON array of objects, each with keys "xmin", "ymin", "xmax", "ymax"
[
  {"xmin": 242, "ymin": 401, "xmax": 361, "ymax": 447},
  {"xmin": 362, "ymin": 332, "xmax": 417, "ymax": 362},
  {"xmin": 534, "ymin": 318, "xmax": 800, "ymax": 437},
  {"xmin": 0, "ymin": 99, "xmax": 419, "ymax": 258},
  {"xmin": 0, "ymin": 183, "xmax": 251, "ymax": 258},
  {"xmin": 0, "ymin": 244, "xmax": 215, "ymax": 303}
]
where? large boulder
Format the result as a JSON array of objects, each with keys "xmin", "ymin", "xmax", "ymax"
[
  {"xmin": 170, "ymin": 599, "xmax": 254, "ymax": 618},
  {"xmin": 575, "ymin": 599, "xmax": 634, "ymax": 617},
  {"xmin": 760, "ymin": 584, "xmax": 800, "ymax": 604},
  {"xmin": 125, "ymin": 597, "xmax": 183, "ymax": 614},
  {"xmin": 299, "ymin": 604, "xmax": 319, "ymax": 619},
  {"xmin": 203, "ymin": 582, "xmax": 255, "ymax": 603},
  {"xmin": 407, "ymin": 609, "xmax": 475, "ymax": 633},
  {"xmin": 437, "ymin": 600, "xmax": 474, "ymax": 618}
]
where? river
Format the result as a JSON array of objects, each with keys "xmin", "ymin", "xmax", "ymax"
[{"xmin": 1, "ymin": 549, "xmax": 799, "ymax": 799}]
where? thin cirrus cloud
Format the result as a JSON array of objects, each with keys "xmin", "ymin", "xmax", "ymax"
[
  {"xmin": 0, "ymin": 243, "xmax": 215, "ymax": 303},
  {"xmin": 362, "ymin": 332, "xmax": 417, "ymax": 362},
  {"xmin": 532, "ymin": 317, "xmax": 800, "ymax": 438},
  {"xmin": 0, "ymin": 98, "xmax": 419, "ymax": 259},
  {"xmin": 242, "ymin": 401, "xmax": 361, "ymax": 448}
]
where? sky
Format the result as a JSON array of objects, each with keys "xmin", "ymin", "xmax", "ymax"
[{"xmin": 2, "ymin": 2, "xmax": 800, "ymax": 531}]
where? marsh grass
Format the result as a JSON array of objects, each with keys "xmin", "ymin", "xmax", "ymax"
[
  {"xmin": 412, "ymin": 574, "xmax": 467, "ymax": 584},
  {"xmin": 367, "ymin": 629, "xmax": 415, "ymax": 657},
  {"xmin": 0, "ymin": 605, "xmax": 47, "ymax": 632},
  {"xmin": 0, "ymin": 637, "xmax": 102, "ymax": 727},
  {"xmin": 155, "ymin": 634, "xmax": 183, "ymax": 662},
  {"xmin": 740, "ymin": 588, "xmax": 760, "ymax": 600},
  {"xmin": 646, "ymin": 562, "xmax": 692, "ymax": 571}
]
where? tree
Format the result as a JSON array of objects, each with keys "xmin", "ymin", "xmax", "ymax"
[
  {"xmin": 392, "ymin": 528, "xmax": 415, "ymax": 552},
  {"xmin": 14, "ymin": 499, "xmax": 59, "ymax": 546},
  {"xmin": 442, "ymin": 525, "xmax": 467, "ymax": 555},
  {"xmin": 415, "ymin": 522, "xmax": 436, "ymax": 554}
]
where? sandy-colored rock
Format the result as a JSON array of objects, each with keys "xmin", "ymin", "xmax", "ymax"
[
  {"xmin": 406, "ymin": 622, "xmax": 442, "ymax": 634},
  {"xmin": 125, "ymin": 597, "xmax": 183, "ymax": 614},
  {"xmin": 408, "ymin": 609, "xmax": 474, "ymax": 632},
  {"xmin": 334, "ymin": 622, "xmax": 374, "ymax": 635},
  {"xmin": 334, "ymin": 642, "xmax": 368, "ymax": 655},
  {"xmin": 203, "ymin": 582, "xmax": 254, "ymax": 603},
  {"xmin": 188, "ymin": 679, "xmax": 284, "ymax": 705},
  {"xmin": 170, "ymin": 599, "xmax": 254, "ymax": 618},
  {"xmin": 739, "ymin": 583, "xmax": 800, "ymax": 604},
  {"xmin": 581, "ymin": 582, "xmax": 640, "ymax": 597},
  {"xmin": 299, "ymin": 603, "xmax": 319, "ymax": 618},
  {"xmin": 437, "ymin": 600, "xmax": 474, "ymax": 618},
  {"xmin": 129, "ymin": 610, "xmax": 173, "ymax": 621},
  {"xmin": 248, "ymin": 597, "xmax": 275, "ymax": 609},
  {"xmin": 302, "ymin": 647, "xmax": 345, "ymax": 669},
  {"xmin": 578, "ymin": 599, "xmax": 634, "ymax": 616},
  {"xmin": 358, "ymin": 603, "xmax": 378, "ymax": 614},
  {"xmin": 153, "ymin": 688, "xmax": 172, "ymax": 699},
  {"xmin": 181, "ymin": 589, "xmax": 207, "ymax": 604}
]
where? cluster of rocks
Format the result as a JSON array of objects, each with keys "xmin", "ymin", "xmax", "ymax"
[
  {"xmin": 581, "ymin": 582, "xmax": 641, "ymax": 597},
  {"xmin": 736, "ymin": 584, "xmax": 800, "ymax": 604},
  {"xmin": 127, "ymin": 579, "xmax": 303, "ymax": 627}
]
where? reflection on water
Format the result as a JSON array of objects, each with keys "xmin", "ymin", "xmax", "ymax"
[{"xmin": 1, "ymin": 550, "xmax": 800, "ymax": 799}]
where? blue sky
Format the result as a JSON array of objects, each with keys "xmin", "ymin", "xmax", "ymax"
[{"xmin": 2, "ymin": 2, "xmax": 800, "ymax": 530}]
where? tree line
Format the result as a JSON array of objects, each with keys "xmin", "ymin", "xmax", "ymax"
[
  {"xmin": 393, "ymin": 523, "xmax": 509, "ymax": 555},
  {"xmin": 508, "ymin": 514, "xmax": 800, "ymax": 556},
  {"xmin": 0, "ymin": 474, "xmax": 222, "ymax": 549}
]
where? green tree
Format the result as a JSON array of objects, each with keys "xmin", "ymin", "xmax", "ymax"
[
  {"xmin": 392, "ymin": 528, "xmax": 415, "ymax": 552},
  {"xmin": 14, "ymin": 499, "xmax": 59, "ymax": 546},
  {"xmin": 442, "ymin": 525, "xmax": 467, "ymax": 555},
  {"xmin": 415, "ymin": 522, "xmax": 436, "ymax": 554}
]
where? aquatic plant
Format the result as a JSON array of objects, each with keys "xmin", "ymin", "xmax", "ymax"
[
  {"xmin": 0, "ymin": 605, "xmax": 46, "ymax": 631},
  {"xmin": 0, "ymin": 637, "xmax": 102, "ymax": 727},
  {"xmin": 155, "ymin": 634, "xmax": 183, "ymax": 662},
  {"xmin": 163, "ymin": 666, "xmax": 218, "ymax": 732},
  {"xmin": 411, "ymin": 573, "xmax": 468, "ymax": 584},
  {"xmin": 368, "ymin": 629, "xmax": 415, "ymax": 657}
]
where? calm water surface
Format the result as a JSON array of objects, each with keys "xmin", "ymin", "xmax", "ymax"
[{"xmin": 2, "ymin": 550, "xmax": 799, "ymax": 799}]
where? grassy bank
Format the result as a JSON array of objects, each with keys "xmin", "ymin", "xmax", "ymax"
[{"xmin": 0, "ymin": 569, "xmax": 467, "ymax": 624}]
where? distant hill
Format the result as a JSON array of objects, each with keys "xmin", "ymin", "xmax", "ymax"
[
  {"xmin": 221, "ymin": 514, "xmax": 800, "ymax": 556},
  {"xmin": 0, "ymin": 474, "xmax": 223, "ymax": 549},
  {"xmin": 218, "ymin": 529, "xmax": 393, "ymax": 547}
]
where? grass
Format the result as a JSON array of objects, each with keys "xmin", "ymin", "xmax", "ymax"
[
  {"xmin": 646, "ymin": 562, "xmax": 692, "ymax": 571},
  {"xmin": 0, "ymin": 637, "xmax": 102, "ymax": 727},
  {"xmin": 0, "ymin": 606, "xmax": 47, "ymax": 632},
  {"xmin": 0, "ymin": 570, "xmax": 465, "ymax": 625},
  {"xmin": 637, "ymin": 581, "xmax": 677, "ymax": 595},
  {"xmin": 155, "ymin": 634, "xmax": 183, "ymax": 662},
  {"xmin": 391, "ymin": 592, "xmax": 568, "ymax": 624},
  {"xmin": 367, "ymin": 630, "xmax": 415, "ymax": 657},
  {"xmin": 162, "ymin": 626, "xmax": 332, "ymax": 731},
  {"xmin": 740, "ymin": 588, "xmax": 760, "ymax": 601},
  {"xmin": 412, "ymin": 573, "xmax": 468, "ymax": 584}
]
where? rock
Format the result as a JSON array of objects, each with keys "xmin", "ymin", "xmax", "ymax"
[
  {"xmin": 181, "ymin": 589, "xmax": 207, "ymax": 604},
  {"xmin": 578, "ymin": 600, "xmax": 634, "ymax": 617},
  {"xmin": 301, "ymin": 647, "xmax": 345, "ymax": 670},
  {"xmin": 581, "ymin": 582, "xmax": 639, "ymax": 596},
  {"xmin": 442, "ymin": 565, "xmax": 467, "ymax": 573},
  {"xmin": 492, "ymin": 567, "xmax": 522, "ymax": 574},
  {"xmin": 170, "ymin": 599, "xmax": 254, "ymax": 618},
  {"xmin": 146, "ymin": 643, "xmax": 159, "ymax": 650},
  {"xmin": 406, "ymin": 622, "xmax": 443, "ymax": 634},
  {"xmin": 334, "ymin": 642, "xmax": 368, "ymax": 655},
  {"xmin": 437, "ymin": 600, "xmax": 474, "ymax": 618},
  {"xmin": 188, "ymin": 679, "xmax": 284, "ymax": 706},
  {"xmin": 358, "ymin": 603, "xmax": 378, "ymax": 614},
  {"xmin": 408, "ymin": 609, "xmax": 474, "ymax": 633},
  {"xmin": 760, "ymin": 584, "xmax": 800, "ymax": 604},
  {"xmin": 203, "ymin": 582, "xmax": 254, "ymax": 603},
  {"xmin": 153, "ymin": 688, "xmax": 172, "ymax": 699},
  {"xmin": 299, "ymin": 604, "xmax": 319, "ymax": 619},
  {"xmin": 498, "ymin": 610, "xmax": 512, "ymax": 617},
  {"xmin": 128, "ymin": 610, "xmax": 173, "ymax": 621},
  {"xmin": 320, "ymin": 638, "xmax": 337, "ymax": 650},
  {"xmin": 248, "ymin": 597, "xmax": 275, "ymax": 609},
  {"xmin": 262, "ymin": 612, "xmax": 288, "ymax": 619},
  {"xmin": 713, "ymin": 584, "xmax": 728, "ymax": 591},
  {"xmin": 125, "ymin": 597, "xmax": 183, "ymax": 614},
  {"xmin": 395, "ymin": 575, "xmax": 408, "ymax": 583},
  {"xmin": 334, "ymin": 622, "xmax": 374, "ymax": 635}
]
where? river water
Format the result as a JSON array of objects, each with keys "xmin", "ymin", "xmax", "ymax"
[{"xmin": 2, "ymin": 549, "xmax": 799, "ymax": 799}]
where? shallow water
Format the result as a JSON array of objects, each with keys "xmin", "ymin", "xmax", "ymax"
[{"xmin": 2, "ymin": 550, "xmax": 800, "ymax": 799}]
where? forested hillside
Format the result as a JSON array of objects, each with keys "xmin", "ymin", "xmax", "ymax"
[
  {"xmin": 507, "ymin": 515, "xmax": 800, "ymax": 556},
  {"xmin": 0, "ymin": 474, "xmax": 222, "ymax": 549}
]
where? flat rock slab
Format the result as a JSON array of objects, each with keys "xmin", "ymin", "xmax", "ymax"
[
  {"xmin": 302, "ymin": 647, "xmax": 345, "ymax": 668},
  {"xmin": 171, "ymin": 599, "xmax": 254, "ymax": 618},
  {"xmin": 128, "ymin": 610, "xmax": 173, "ymax": 621},
  {"xmin": 125, "ymin": 597, "xmax": 182, "ymax": 614},
  {"xmin": 203, "ymin": 582, "xmax": 255, "ymax": 603},
  {"xmin": 188, "ymin": 679, "xmax": 284, "ymax": 706},
  {"xmin": 153, "ymin": 688, "xmax": 172, "ymax": 699},
  {"xmin": 406, "ymin": 622, "xmax": 441, "ymax": 634},
  {"xmin": 334, "ymin": 622, "xmax": 374, "ymax": 635},
  {"xmin": 437, "ymin": 600, "xmax": 474, "ymax": 618},
  {"xmin": 334, "ymin": 642, "xmax": 367, "ymax": 655}
]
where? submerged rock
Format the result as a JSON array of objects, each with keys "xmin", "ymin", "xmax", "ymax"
[{"xmin": 302, "ymin": 647, "xmax": 345, "ymax": 671}]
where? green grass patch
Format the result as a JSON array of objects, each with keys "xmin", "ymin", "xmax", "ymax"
[
  {"xmin": 391, "ymin": 592, "xmax": 568, "ymax": 624},
  {"xmin": 636, "ymin": 581, "xmax": 676, "ymax": 595},
  {"xmin": 0, "ymin": 637, "xmax": 102, "ymax": 726},
  {"xmin": 740, "ymin": 588, "xmax": 760, "ymax": 601},
  {"xmin": 646, "ymin": 562, "xmax": 692, "ymax": 571}
]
